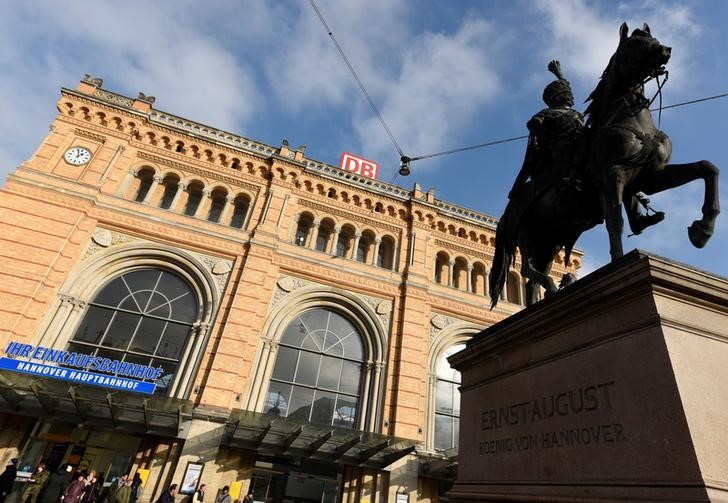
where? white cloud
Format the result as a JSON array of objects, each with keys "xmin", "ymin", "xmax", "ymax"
[
  {"xmin": 534, "ymin": 0, "xmax": 701, "ymax": 89},
  {"xmin": 355, "ymin": 18, "xmax": 503, "ymax": 165},
  {"xmin": 0, "ymin": 1, "xmax": 261, "ymax": 182}
]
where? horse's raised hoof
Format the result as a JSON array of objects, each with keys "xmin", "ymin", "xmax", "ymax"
[{"xmin": 688, "ymin": 220, "xmax": 713, "ymax": 248}]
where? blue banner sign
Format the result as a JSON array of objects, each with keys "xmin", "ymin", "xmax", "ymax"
[{"xmin": 2, "ymin": 342, "xmax": 158, "ymax": 395}]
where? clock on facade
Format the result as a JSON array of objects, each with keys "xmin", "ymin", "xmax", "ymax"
[{"xmin": 63, "ymin": 146, "xmax": 92, "ymax": 166}]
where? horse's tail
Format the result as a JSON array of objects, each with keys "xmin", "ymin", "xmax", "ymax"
[{"xmin": 489, "ymin": 200, "xmax": 519, "ymax": 310}]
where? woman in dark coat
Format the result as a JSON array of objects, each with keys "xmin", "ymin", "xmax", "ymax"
[
  {"xmin": 62, "ymin": 475, "xmax": 86, "ymax": 503},
  {"xmin": 0, "ymin": 459, "xmax": 18, "ymax": 503}
]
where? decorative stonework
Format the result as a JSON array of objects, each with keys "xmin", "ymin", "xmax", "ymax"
[
  {"xmin": 74, "ymin": 128, "xmax": 107, "ymax": 144},
  {"xmin": 91, "ymin": 228, "xmax": 112, "ymax": 247},
  {"xmin": 212, "ymin": 260, "xmax": 232, "ymax": 275},
  {"xmin": 81, "ymin": 227, "xmax": 233, "ymax": 297},
  {"xmin": 430, "ymin": 312, "xmax": 458, "ymax": 339},
  {"xmin": 271, "ymin": 274, "xmax": 392, "ymax": 331},
  {"xmin": 93, "ymin": 88, "xmax": 134, "ymax": 108}
]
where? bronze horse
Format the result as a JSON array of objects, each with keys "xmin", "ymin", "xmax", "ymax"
[
  {"xmin": 587, "ymin": 22, "xmax": 719, "ymax": 261},
  {"xmin": 489, "ymin": 23, "xmax": 720, "ymax": 308}
]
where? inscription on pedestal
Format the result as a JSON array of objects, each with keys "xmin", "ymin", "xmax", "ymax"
[{"xmin": 478, "ymin": 381, "xmax": 628, "ymax": 455}]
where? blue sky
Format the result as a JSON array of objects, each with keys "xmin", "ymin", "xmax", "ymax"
[{"xmin": 1, "ymin": 0, "xmax": 726, "ymax": 277}]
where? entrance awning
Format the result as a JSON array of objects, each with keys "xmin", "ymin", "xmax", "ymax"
[
  {"xmin": 0, "ymin": 370, "xmax": 192, "ymax": 437},
  {"xmin": 223, "ymin": 409, "xmax": 418, "ymax": 470}
]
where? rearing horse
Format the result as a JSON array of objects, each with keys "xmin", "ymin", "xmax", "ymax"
[{"xmin": 586, "ymin": 22, "xmax": 720, "ymax": 261}]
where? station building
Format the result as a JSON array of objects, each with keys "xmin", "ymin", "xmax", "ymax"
[{"xmin": 0, "ymin": 76, "xmax": 580, "ymax": 503}]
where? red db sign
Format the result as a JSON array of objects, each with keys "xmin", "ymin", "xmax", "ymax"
[{"xmin": 338, "ymin": 152, "xmax": 380, "ymax": 180}]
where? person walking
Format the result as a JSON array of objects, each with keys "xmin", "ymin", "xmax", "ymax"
[
  {"xmin": 154, "ymin": 484, "xmax": 177, "ymax": 503},
  {"xmin": 129, "ymin": 475, "xmax": 143, "ymax": 503},
  {"xmin": 241, "ymin": 493, "xmax": 254, "ymax": 503},
  {"xmin": 194, "ymin": 485, "xmax": 205, "ymax": 503},
  {"xmin": 213, "ymin": 487, "xmax": 230, "ymax": 503},
  {"xmin": 21, "ymin": 463, "xmax": 50, "ymax": 503},
  {"xmin": 0, "ymin": 459, "xmax": 18, "ymax": 503},
  {"xmin": 62, "ymin": 474, "xmax": 86, "ymax": 503},
  {"xmin": 113, "ymin": 481, "xmax": 131, "ymax": 503}
]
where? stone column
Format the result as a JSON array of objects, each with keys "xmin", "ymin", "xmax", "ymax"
[
  {"xmin": 467, "ymin": 264, "xmax": 473, "ymax": 293},
  {"xmin": 194, "ymin": 188, "xmax": 211, "ymax": 218},
  {"xmin": 170, "ymin": 182, "xmax": 187, "ymax": 213},
  {"xmin": 142, "ymin": 175, "xmax": 163, "ymax": 205},
  {"xmin": 289, "ymin": 214, "xmax": 300, "ymax": 243},
  {"xmin": 308, "ymin": 220, "xmax": 321, "ymax": 249},
  {"xmin": 350, "ymin": 232, "xmax": 362, "ymax": 260},
  {"xmin": 371, "ymin": 237, "xmax": 382, "ymax": 266},
  {"xmin": 246, "ymin": 338, "xmax": 280, "ymax": 410},
  {"xmin": 448, "ymin": 258, "xmax": 455, "ymax": 287},
  {"xmin": 218, "ymin": 195, "xmax": 235, "ymax": 226},
  {"xmin": 329, "ymin": 225, "xmax": 341, "ymax": 255},
  {"xmin": 116, "ymin": 168, "xmax": 137, "ymax": 197}
]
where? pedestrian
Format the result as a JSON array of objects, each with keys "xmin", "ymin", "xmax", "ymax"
[
  {"xmin": 113, "ymin": 481, "xmax": 131, "ymax": 503},
  {"xmin": 111, "ymin": 474, "xmax": 128, "ymax": 503},
  {"xmin": 21, "ymin": 462, "xmax": 50, "ymax": 503},
  {"xmin": 129, "ymin": 475, "xmax": 143, "ymax": 503},
  {"xmin": 242, "ymin": 493, "xmax": 254, "ymax": 503},
  {"xmin": 81, "ymin": 472, "xmax": 99, "ymax": 503},
  {"xmin": 61, "ymin": 474, "xmax": 86, "ymax": 503},
  {"xmin": 194, "ymin": 485, "xmax": 205, "ymax": 503},
  {"xmin": 155, "ymin": 484, "xmax": 177, "ymax": 503},
  {"xmin": 0, "ymin": 459, "xmax": 18, "ymax": 503},
  {"xmin": 213, "ymin": 487, "xmax": 230, "ymax": 503}
]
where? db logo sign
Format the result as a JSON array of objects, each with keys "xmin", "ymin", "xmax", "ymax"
[{"xmin": 338, "ymin": 152, "xmax": 379, "ymax": 180}]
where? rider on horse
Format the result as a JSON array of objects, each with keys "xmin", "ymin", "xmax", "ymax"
[
  {"xmin": 508, "ymin": 61, "xmax": 585, "ymax": 213},
  {"xmin": 509, "ymin": 60, "xmax": 663, "ymax": 236}
]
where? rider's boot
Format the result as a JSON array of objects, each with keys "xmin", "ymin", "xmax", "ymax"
[{"xmin": 629, "ymin": 211, "xmax": 665, "ymax": 235}]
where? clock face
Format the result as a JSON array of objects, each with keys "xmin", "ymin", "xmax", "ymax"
[{"xmin": 64, "ymin": 146, "xmax": 92, "ymax": 166}]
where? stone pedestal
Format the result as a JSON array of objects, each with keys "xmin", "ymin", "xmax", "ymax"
[{"xmin": 449, "ymin": 251, "xmax": 728, "ymax": 502}]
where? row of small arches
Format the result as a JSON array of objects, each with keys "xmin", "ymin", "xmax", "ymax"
[
  {"xmin": 121, "ymin": 167, "xmax": 253, "ymax": 228},
  {"xmin": 292, "ymin": 212, "xmax": 398, "ymax": 270},
  {"xmin": 434, "ymin": 251, "xmax": 526, "ymax": 305}
]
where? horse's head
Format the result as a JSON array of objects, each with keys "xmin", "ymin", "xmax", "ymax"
[{"xmin": 613, "ymin": 22, "xmax": 671, "ymax": 86}]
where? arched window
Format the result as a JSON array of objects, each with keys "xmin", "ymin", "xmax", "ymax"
[
  {"xmin": 356, "ymin": 234, "xmax": 371, "ymax": 263},
  {"xmin": 434, "ymin": 252, "xmax": 449, "ymax": 284},
  {"xmin": 184, "ymin": 184, "xmax": 204, "ymax": 216},
  {"xmin": 230, "ymin": 195, "xmax": 250, "ymax": 228},
  {"xmin": 207, "ymin": 191, "xmax": 227, "ymax": 223},
  {"xmin": 507, "ymin": 272, "xmax": 521, "ymax": 305},
  {"xmin": 67, "ymin": 268, "xmax": 198, "ymax": 395},
  {"xmin": 316, "ymin": 220, "xmax": 334, "ymax": 253},
  {"xmin": 452, "ymin": 258, "xmax": 468, "ymax": 290},
  {"xmin": 263, "ymin": 308, "xmax": 364, "ymax": 428},
  {"xmin": 134, "ymin": 170, "xmax": 154, "ymax": 202},
  {"xmin": 376, "ymin": 236, "xmax": 395, "ymax": 269},
  {"xmin": 335, "ymin": 226, "xmax": 354, "ymax": 258},
  {"xmin": 435, "ymin": 344, "xmax": 464, "ymax": 451},
  {"xmin": 294, "ymin": 214, "xmax": 314, "ymax": 247},
  {"xmin": 159, "ymin": 177, "xmax": 179, "ymax": 210}
]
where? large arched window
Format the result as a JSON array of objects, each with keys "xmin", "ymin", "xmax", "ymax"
[
  {"xmin": 434, "ymin": 344, "xmax": 464, "ymax": 451},
  {"xmin": 263, "ymin": 308, "xmax": 364, "ymax": 429},
  {"xmin": 67, "ymin": 268, "xmax": 198, "ymax": 395}
]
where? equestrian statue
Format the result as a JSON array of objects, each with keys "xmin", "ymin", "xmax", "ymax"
[{"xmin": 489, "ymin": 22, "xmax": 720, "ymax": 309}]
